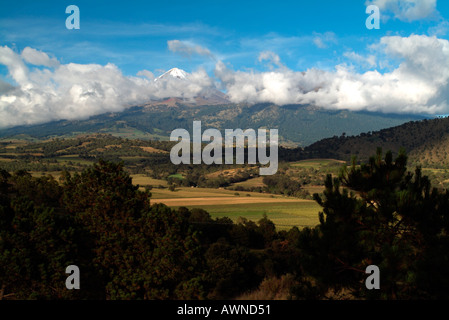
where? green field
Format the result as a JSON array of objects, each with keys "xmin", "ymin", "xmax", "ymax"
[
  {"xmin": 189, "ymin": 201, "xmax": 321, "ymax": 230},
  {"xmin": 130, "ymin": 174, "xmax": 169, "ymax": 187},
  {"xmin": 149, "ymin": 186, "xmax": 274, "ymax": 199},
  {"xmin": 168, "ymin": 173, "xmax": 185, "ymax": 180},
  {"xmin": 290, "ymin": 158, "xmax": 345, "ymax": 168},
  {"xmin": 0, "ymin": 140, "xmax": 338, "ymax": 231},
  {"xmin": 149, "ymin": 185, "xmax": 321, "ymax": 230},
  {"xmin": 3, "ymin": 135, "xmax": 449, "ymax": 234}
]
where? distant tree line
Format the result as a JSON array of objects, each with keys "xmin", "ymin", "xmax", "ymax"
[{"xmin": 262, "ymin": 173, "xmax": 310, "ymax": 198}]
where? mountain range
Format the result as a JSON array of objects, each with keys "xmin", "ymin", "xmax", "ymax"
[
  {"xmin": 0, "ymin": 67, "xmax": 431, "ymax": 148},
  {"xmin": 0, "ymin": 102, "xmax": 427, "ymax": 147}
]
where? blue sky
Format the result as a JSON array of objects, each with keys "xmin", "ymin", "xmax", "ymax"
[
  {"xmin": 1, "ymin": 1, "xmax": 449, "ymax": 127},
  {"xmin": 2, "ymin": 0, "xmax": 447, "ymax": 76}
]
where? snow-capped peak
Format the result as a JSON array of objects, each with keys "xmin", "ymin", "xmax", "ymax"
[{"xmin": 155, "ymin": 68, "xmax": 188, "ymax": 81}]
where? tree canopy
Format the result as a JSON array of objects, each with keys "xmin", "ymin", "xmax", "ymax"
[
  {"xmin": 306, "ymin": 148, "xmax": 449, "ymax": 299},
  {"xmin": 1, "ymin": 150, "xmax": 449, "ymax": 300}
]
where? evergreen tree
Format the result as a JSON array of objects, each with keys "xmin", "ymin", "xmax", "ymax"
[
  {"xmin": 306, "ymin": 148, "xmax": 449, "ymax": 299},
  {"xmin": 0, "ymin": 170, "xmax": 92, "ymax": 299},
  {"xmin": 61, "ymin": 159, "xmax": 204, "ymax": 299}
]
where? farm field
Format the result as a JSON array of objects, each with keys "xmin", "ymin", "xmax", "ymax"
[
  {"xmin": 149, "ymin": 184, "xmax": 321, "ymax": 230},
  {"xmin": 7, "ymin": 137, "xmax": 449, "ymax": 232},
  {"xmin": 231, "ymin": 176, "xmax": 266, "ymax": 188},
  {"xmin": 149, "ymin": 186, "xmax": 276, "ymax": 199},
  {"xmin": 21, "ymin": 173, "xmax": 321, "ymax": 229},
  {"xmin": 0, "ymin": 155, "xmax": 334, "ymax": 231},
  {"xmin": 175, "ymin": 201, "xmax": 320, "ymax": 230},
  {"xmin": 289, "ymin": 158, "xmax": 346, "ymax": 168},
  {"xmin": 131, "ymin": 174, "xmax": 169, "ymax": 187}
]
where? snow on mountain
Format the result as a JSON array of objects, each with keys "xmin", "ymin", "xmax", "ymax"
[
  {"xmin": 151, "ymin": 67, "xmax": 230, "ymax": 106},
  {"xmin": 154, "ymin": 68, "xmax": 188, "ymax": 81}
]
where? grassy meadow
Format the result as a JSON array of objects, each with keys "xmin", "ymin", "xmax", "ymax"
[{"xmin": 132, "ymin": 174, "xmax": 322, "ymax": 230}]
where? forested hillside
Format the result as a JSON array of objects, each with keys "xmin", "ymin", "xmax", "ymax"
[
  {"xmin": 303, "ymin": 117, "xmax": 449, "ymax": 168},
  {"xmin": 0, "ymin": 103, "xmax": 424, "ymax": 147}
]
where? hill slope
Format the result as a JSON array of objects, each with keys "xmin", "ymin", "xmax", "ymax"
[
  {"xmin": 302, "ymin": 117, "xmax": 449, "ymax": 168},
  {"xmin": 0, "ymin": 103, "xmax": 425, "ymax": 147}
]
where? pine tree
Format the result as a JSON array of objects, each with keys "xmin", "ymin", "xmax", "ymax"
[
  {"xmin": 61, "ymin": 159, "xmax": 204, "ymax": 299},
  {"xmin": 0, "ymin": 170, "xmax": 92, "ymax": 299},
  {"xmin": 306, "ymin": 148, "xmax": 449, "ymax": 299}
]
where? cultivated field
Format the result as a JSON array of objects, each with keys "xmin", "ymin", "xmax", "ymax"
[
  {"xmin": 289, "ymin": 158, "xmax": 346, "ymax": 168},
  {"xmin": 4, "ymin": 136, "xmax": 449, "ymax": 233},
  {"xmin": 145, "ymin": 182, "xmax": 321, "ymax": 230}
]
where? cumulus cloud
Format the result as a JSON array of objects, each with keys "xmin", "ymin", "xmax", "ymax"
[
  {"xmin": 0, "ymin": 79, "xmax": 15, "ymax": 95},
  {"xmin": 343, "ymin": 51, "xmax": 377, "ymax": 68},
  {"xmin": 1, "ymin": 34, "xmax": 449, "ymax": 128},
  {"xmin": 215, "ymin": 35, "xmax": 449, "ymax": 114},
  {"xmin": 214, "ymin": 61, "xmax": 327, "ymax": 106},
  {"xmin": 167, "ymin": 39, "xmax": 214, "ymax": 59},
  {"xmin": 136, "ymin": 69, "xmax": 155, "ymax": 80},
  {"xmin": 21, "ymin": 47, "xmax": 60, "ymax": 68},
  {"xmin": 0, "ymin": 46, "xmax": 216, "ymax": 128},
  {"xmin": 366, "ymin": 0, "xmax": 438, "ymax": 22},
  {"xmin": 153, "ymin": 68, "xmax": 213, "ymax": 101}
]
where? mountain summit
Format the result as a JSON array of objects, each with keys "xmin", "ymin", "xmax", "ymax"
[
  {"xmin": 155, "ymin": 68, "xmax": 188, "ymax": 81},
  {"xmin": 151, "ymin": 67, "xmax": 229, "ymax": 106}
]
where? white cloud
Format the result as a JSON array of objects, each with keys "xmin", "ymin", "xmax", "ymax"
[
  {"xmin": 215, "ymin": 35, "xmax": 449, "ymax": 114},
  {"xmin": 0, "ymin": 46, "xmax": 217, "ymax": 128},
  {"xmin": 21, "ymin": 47, "xmax": 59, "ymax": 68},
  {"xmin": 428, "ymin": 20, "xmax": 449, "ymax": 36},
  {"xmin": 136, "ymin": 69, "xmax": 155, "ymax": 80},
  {"xmin": 214, "ymin": 61, "xmax": 327, "ymax": 106},
  {"xmin": 153, "ymin": 68, "xmax": 213, "ymax": 101},
  {"xmin": 0, "ymin": 46, "xmax": 29, "ymax": 86},
  {"xmin": 1, "ymin": 34, "xmax": 449, "ymax": 128},
  {"xmin": 0, "ymin": 79, "xmax": 14, "ymax": 95},
  {"xmin": 344, "ymin": 51, "xmax": 377, "ymax": 68},
  {"xmin": 313, "ymin": 32, "xmax": 337, "ymax": 49},
  {"xmin": 167, "ymin": 40, "xmax": 214, "ymax": 59},
  {"xmin": 258, "ymin": 51, "xmax": 284, "ymax": 69},
  {"xmin": 366, "ymin": 0, "xmax": 438, "ymax": 22}
]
